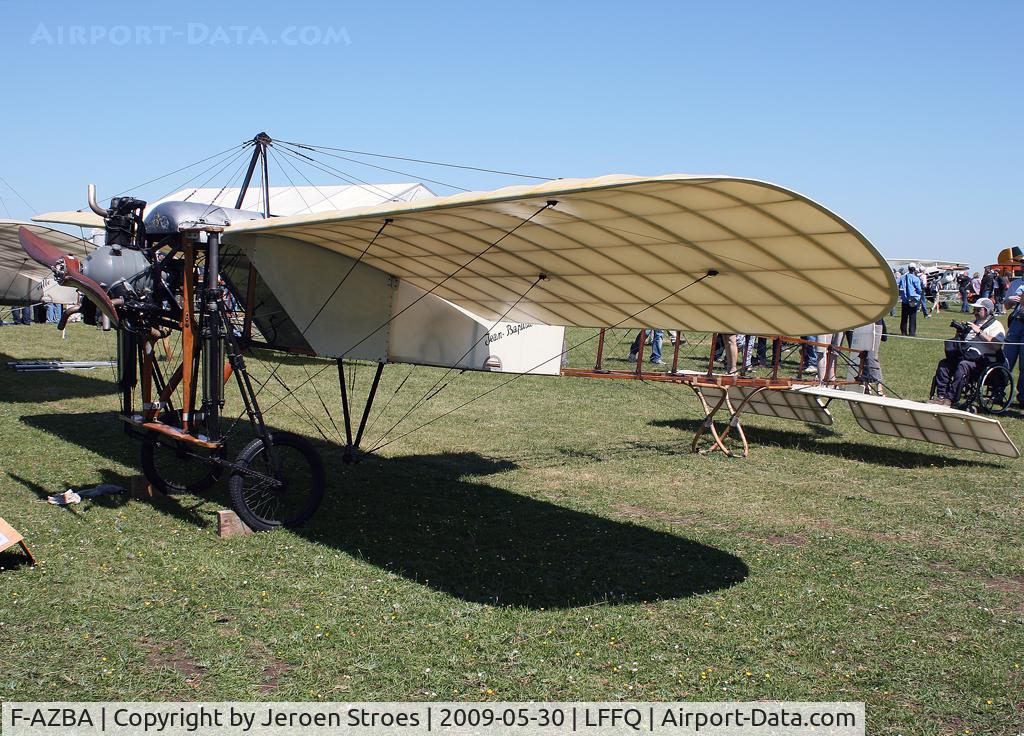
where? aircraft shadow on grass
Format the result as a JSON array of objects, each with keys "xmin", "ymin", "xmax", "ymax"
[
  {"xmin": 0, "ymin": 548, "xmax": 35, "ymax": 571},
  {"xmin": 0, "ymin": 352, "xmax": 117, "ymax": 402},
  {"xmin": 650, "ymin": 417, "xmax": 997, "ymax": 469},
  {"xmin": 20, "ymin": 410, "xmax": 748, "ymax": 609}
]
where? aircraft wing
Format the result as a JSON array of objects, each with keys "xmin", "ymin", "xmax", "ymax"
[
  {"xmin": 31, "ymin": 210, "xmax": 105, "ymax": 229},
  {"xmin": 223, "ymin": 174, "xmax": 897, "ymax": 336}
]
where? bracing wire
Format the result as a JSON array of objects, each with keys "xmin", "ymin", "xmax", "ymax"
[
  {"xmin": 267, "ymin": 146, "xmax": 338, "ymax": 213},
  {"xmin": 265, "ymin": 146, "xmax": 316, "ymax": 214},
  {"xmin": 178, "ymin": 146, "xmax": 254, "ymax": 205},
  {"xmin": 145, "ymin": 146, "xmax": 251, "ymax": 206},
  {"xmin": 261, "ymin": 364, "xmax": 336, "ymax": 443},
  {"xmin": 301, "ymin": 360, "xmax": 344, "ymax": 445},
  {"xmin": 110, "ymin": 142, "xmax": 251, "ymax": 200},
  {"xmin": 252, "ymin": 201, "xmax": 558, "ymax": 421},
  {"xmin": 273, "ymin": 143, "xmax": 405, "ymax": 202},
  {"xmin": 244, "ymin": 216, "xmax": 393, "ymax": 415},
  {"xmin": 360, "ymin": 364, "xmax": 417, "ymax": 439},
  {"xmin": 0, "ymin": 175, "xmax": 37, "ymax": 213},
  {"xmin": 337, "ymin": 201, "xmax": 556, "ymax": 360},
  {"xmin": 276, "ymin": 141, "xmax": 469, "ymax": 193},
  {"xmin": 197, "ymin": 148, "xmax": 261, "ymax": 221},
  {"xmin": 368, "ymin": 271, "xmax": 718, "ymax": 453},
  {"xmin": 277, "ymin": 139, "xmax": 555, "ymax": 181},
  {"xmin": 301, "ymin": 219, "xmax": 392, "ymax": 336},
  {"xmin": 367, "ymin": 274, "xmax": 547, "ymax": 451}
]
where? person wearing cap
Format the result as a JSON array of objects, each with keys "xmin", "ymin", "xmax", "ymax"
[
  {"xmin": 898, "ymin": 263, "xmax": 924, "ymax": 336},
  {"xmin": 929, "ymin": 298, "xmax": 1005, "ymax": 406}
]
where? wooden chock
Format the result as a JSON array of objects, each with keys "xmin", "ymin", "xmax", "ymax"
[{"xmin": 217, "ymin": 510, "xmax": 254, "ymax": 539}]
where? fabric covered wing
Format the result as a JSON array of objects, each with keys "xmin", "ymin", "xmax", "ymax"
[
  {"xmin": 796, "ymin": 386, "xmax": 1020, "ymax": 458},
  {"xmin": 223, "ymin": 174, "xmax": 896, "ymax": 335},
  {"xmin": 31, "ymin": 210, "xmax": 105, "ymax": 229}
]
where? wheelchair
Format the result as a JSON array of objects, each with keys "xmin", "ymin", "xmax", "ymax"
[{"xmin": 930, "ymin": 350, "xmax": 1014, "ymax": 415}]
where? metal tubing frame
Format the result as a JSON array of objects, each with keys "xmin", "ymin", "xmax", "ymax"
[
  {"xmin": 337, "ymin": 359, "xmax": 386, "ymax": 462},
  {"xmin": 337, "ymin": 358, "xmax": 354, "ymax": 448},
  {"xmin": 354, "ymin": 362, "xmax": 385, "ymax": 449}
]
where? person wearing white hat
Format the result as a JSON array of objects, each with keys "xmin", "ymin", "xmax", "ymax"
[{"xmin": 929, "ymin": 298, "xmax": 1005, "ymax": 406}]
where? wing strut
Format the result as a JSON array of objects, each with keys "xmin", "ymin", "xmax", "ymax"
[{"xmin": 337, "ymin": 358, "xmax": 385, "ymax": 463}]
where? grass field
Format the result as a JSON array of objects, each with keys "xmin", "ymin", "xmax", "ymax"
[{"xmin": 1, "ymin": 313, "xmax": 1021, "ymax": 735}]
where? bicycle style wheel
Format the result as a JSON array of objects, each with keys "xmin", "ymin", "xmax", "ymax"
[
  {"xmin": 228, "ymin": 431, "xmax": 326, "ymax": 531},
  {"xmin": 140, "ymin": 418, "xmax": 225, "ymax": 495}
]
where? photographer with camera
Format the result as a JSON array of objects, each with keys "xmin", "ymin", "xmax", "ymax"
[{"xmin": 929, "ymin": 298, "xmax": 1005, "ymax": 406}]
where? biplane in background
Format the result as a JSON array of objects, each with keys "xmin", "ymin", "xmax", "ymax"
[
  {"xmin": 17, "ymin": 133, "xmax": 1016, "ymax": 532},
  {"xmin": 0, "ymin": 221, "xmax": 88, "ymax": 316}
]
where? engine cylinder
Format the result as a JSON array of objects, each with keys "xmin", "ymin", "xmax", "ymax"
[{"xmin": 82, "ymin": 245, "xmax": 152, "ymax": 291}]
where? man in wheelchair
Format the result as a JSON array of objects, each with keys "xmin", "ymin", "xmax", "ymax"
[{"xmin": 930, "ymin": 298, "xmax": 1005, "ymax": 407}]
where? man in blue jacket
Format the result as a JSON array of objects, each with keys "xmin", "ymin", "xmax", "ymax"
[{"xmin": 898, "ymin": 264, "xmax": 924, "ymax": 336}]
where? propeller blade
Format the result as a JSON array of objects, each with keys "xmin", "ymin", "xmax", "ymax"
[
  {"xmin": 18, "ymin": 226, "xmax": 68, "ymax": 269},
  {"xmin": 19, "ymin": 226, "xmax": 120, "ymax": 327},
  {"xmin": 63, "ymin": 270, "xmax": 120, "ymax": 328}
]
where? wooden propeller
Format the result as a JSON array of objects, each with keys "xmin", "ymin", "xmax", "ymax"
[{"xmin": 18, "ymin": 226, "xmax": 120, "ymax": 327}]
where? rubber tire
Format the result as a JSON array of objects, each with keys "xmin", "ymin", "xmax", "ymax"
[
  {"xmin": 140, "ymin": 434, "xmax": 225, "ymax": 496},
  {"xmin": 228, "ymin": 432, "xmax": 326, "ymax": 531},
  {"xmin": 978, "ymin": 364, "xmax": 1013, "ymax": 415}
]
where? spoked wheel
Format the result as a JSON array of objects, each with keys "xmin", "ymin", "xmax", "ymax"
[
  {"xmin": 950, "ymin": 380, "xmax": 977, "ymax": 412},
  {"xmin": 978, "ymin": 364, "xmax": 1013, "ymax": 415},
  {"xmin": 228, "ymin": 431, "xmax": 326, "ymax": 531},
  {"xmin": 140, "ymin": 414, "xmax": 225, "ymax": 495}
]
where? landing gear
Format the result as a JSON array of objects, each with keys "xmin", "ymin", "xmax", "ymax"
[
  {"xmin": 127, "ymin": 225, "xmax": 329, "ymax": 530},
  {"xmin": 140, "ymin": 432, "xmax": 225, "ymax": 496},
  {"xmin": 228, "ymin": 431, "xmax": 326, "ymax": 531}
]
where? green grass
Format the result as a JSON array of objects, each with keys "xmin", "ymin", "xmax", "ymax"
[{"xmin": 0, "ymin": 313, "xmax": 1021, "ymax": 735}]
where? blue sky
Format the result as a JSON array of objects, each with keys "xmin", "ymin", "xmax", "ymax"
[{"xmin": 0, "ymin": 0, "xmax": 1020, "ymax": 269}]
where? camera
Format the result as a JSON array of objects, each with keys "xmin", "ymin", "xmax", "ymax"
[{"xmin": 950, "ymin": 320, "xmax": 970, "ymax": 333}]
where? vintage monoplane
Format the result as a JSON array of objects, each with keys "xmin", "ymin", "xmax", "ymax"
[{"xmin": 16, "ymin": 134, "xmax": 1015, "ymax": 531}]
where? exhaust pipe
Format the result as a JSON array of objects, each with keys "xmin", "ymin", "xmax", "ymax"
[{"xmin": 87, "ymin": 184, "xmax": 109, "ymax": 217}]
